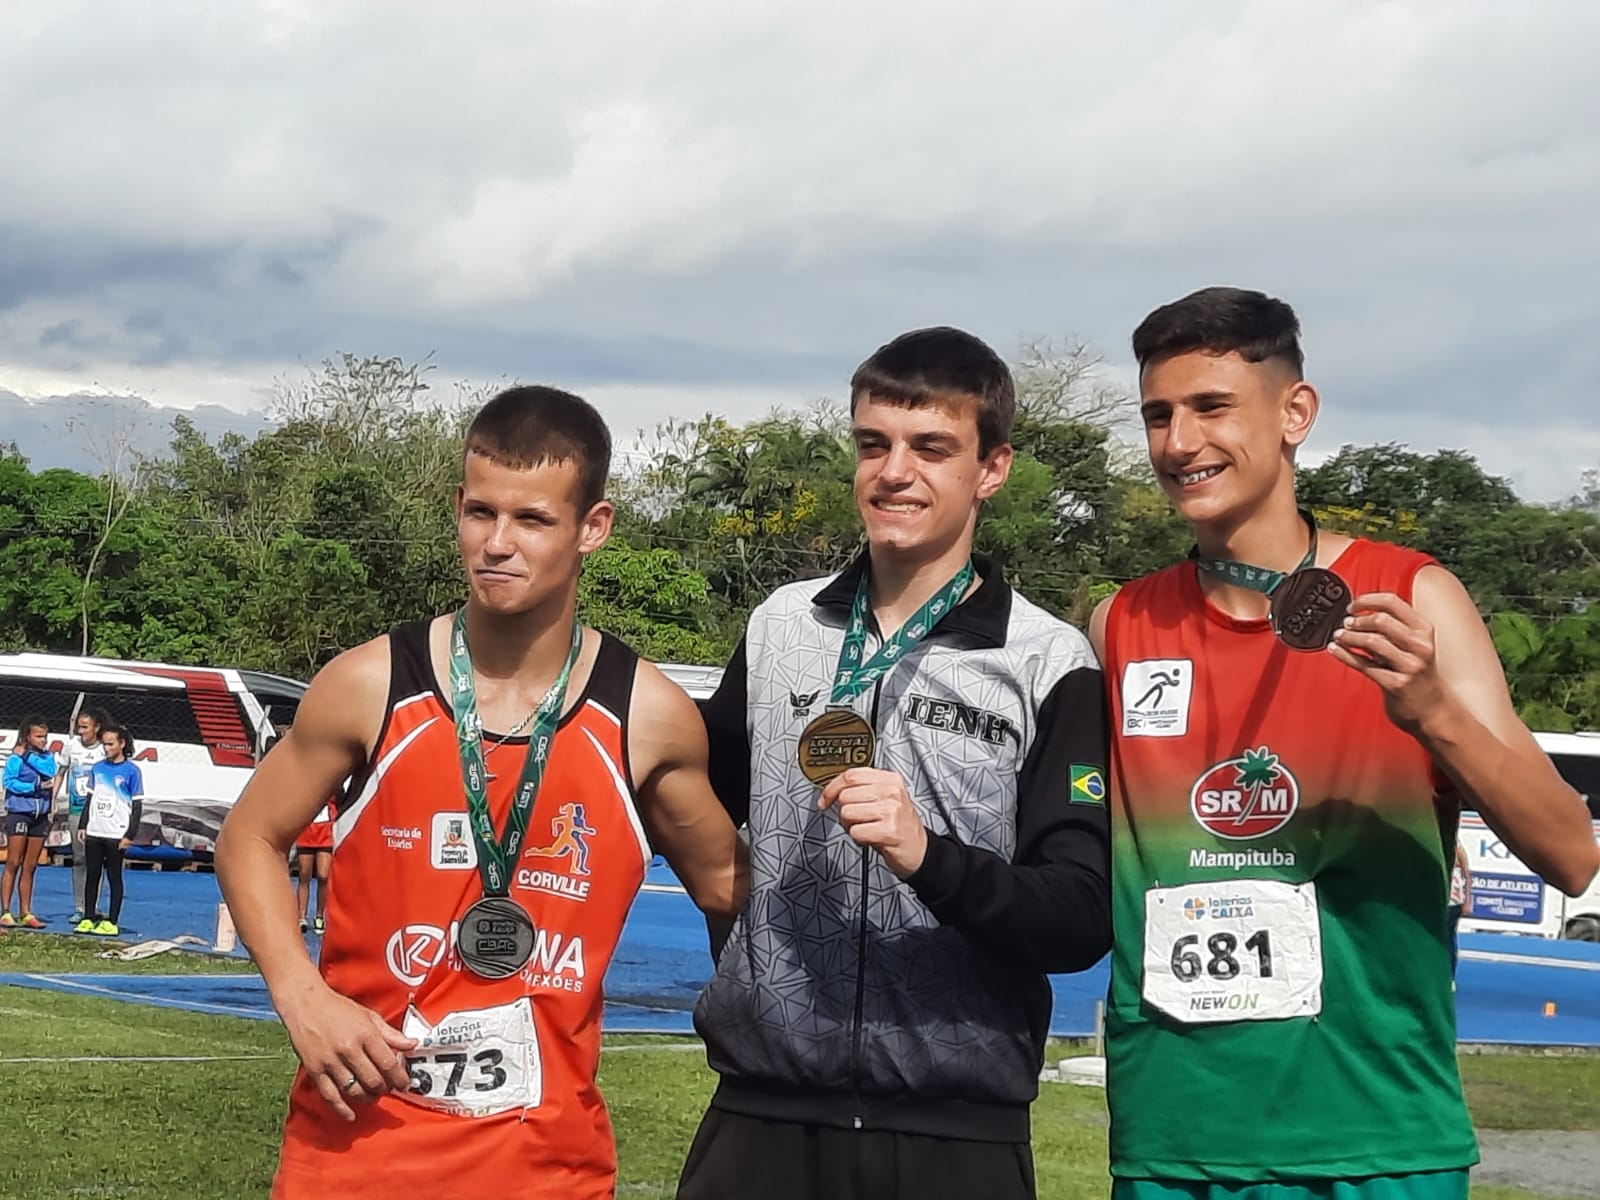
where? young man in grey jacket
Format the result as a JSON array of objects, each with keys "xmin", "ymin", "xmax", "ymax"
[{"xmin": 680, "ymin": 327, "xmax": 1112, "ymax": 1200}]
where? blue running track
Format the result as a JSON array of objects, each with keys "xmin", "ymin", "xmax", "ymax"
[{"xmin": 2, "ymin": 864, "xmax": 1597, "ymax": 1043}]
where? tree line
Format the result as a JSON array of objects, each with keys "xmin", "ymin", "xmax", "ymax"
[{"xmin": 2, "ymin": 349, "xmax": 1597, "ymax": 731}]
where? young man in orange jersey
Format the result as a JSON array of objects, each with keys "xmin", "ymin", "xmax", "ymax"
[
  {"xmin": 216, "ymin": 386, "xmax": 748, "ymax": 1200},
  {"xmin": 1093, "ymin": 287, "xmax": 1600, "ymax": 1200},
  {"xmin": 681, "ymin": 328, "xmax": 1112, "ymax": 1200}
]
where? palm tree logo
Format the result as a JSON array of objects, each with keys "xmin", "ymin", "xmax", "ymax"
[
  {"xmin": 1232, "ymin": 747, "xmax": 1284, "ymax": 828},
  {"xmin": 1189, "ymin": 744, "xmax": 1300, "ymax": 840}
]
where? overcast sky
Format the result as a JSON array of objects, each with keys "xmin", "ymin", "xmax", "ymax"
[{"xmin": 2, "ymin": 1, "xmax": 1596, "ymax": 499}]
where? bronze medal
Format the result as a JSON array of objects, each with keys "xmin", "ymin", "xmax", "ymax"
[
  {"xmin": 796, "ymin": 709, "xmax": 876, "ymax": 786},
  {"xmin": 457, "ymin": 895, "xmax": 536, "ymax": 979},
  {"xmin": 1270, "ymin": 567, "xmax": 1352, "ymax": 651}
]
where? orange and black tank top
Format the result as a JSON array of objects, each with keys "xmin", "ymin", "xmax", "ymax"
[{"xmin": 274, "ymin": 619, "xmax": 651, "ymax": 1200}]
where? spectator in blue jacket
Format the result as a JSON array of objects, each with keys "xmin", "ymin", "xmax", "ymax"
[{"xmin": 3, "ymin": 715, "xmax": 60, "ymax": 928}]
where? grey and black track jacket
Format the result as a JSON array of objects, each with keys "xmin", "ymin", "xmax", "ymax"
[{"xmin": 695, "ymin": 554, "xmax": 1111, "ymax": 1142}]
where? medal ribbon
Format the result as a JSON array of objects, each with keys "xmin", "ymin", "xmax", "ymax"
[
  {"xmin": 1191, "ymin": 511, "xmax": 1319, "ymax": 596},
  {"xmin": 830, "ymin": 561, "xmax": 975, "ymax": 704},
  {"xmin": 449, "ymin": 609, "xmax": 583, "ymax": 897}
]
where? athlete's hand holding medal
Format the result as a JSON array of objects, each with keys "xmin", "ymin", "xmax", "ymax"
[
  {"xmin": 1197, "ymin": 512, "xmax": 1447, "ymax": 731},
  {"xmin": 802, "ymin": 562, "xmax": 974, "ymax": 879},
  {"xmin": 819, "ymin": 768, "xmax": 929, "ymax": 879},
  {"xmin": 1326, "ymin": 591, "xmax": 1447, "ymax": 736}
]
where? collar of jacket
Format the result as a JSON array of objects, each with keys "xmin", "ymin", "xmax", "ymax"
[{"xmin": 811, "ymin": 550, "xmax": 1012, "ymax": 649}]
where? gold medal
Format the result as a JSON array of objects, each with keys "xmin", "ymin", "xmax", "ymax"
[{"xmin": 796, "ymin": 709, "xmax": 876, "ymax": 786}]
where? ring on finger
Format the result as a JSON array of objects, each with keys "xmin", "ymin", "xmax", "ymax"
[{"xmin": 342, "ymin": 1076, "xmax": 361, "ymax": 1092}]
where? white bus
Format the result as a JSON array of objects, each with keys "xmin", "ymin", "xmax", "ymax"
[
  {"xmin": 1459, "ymin": 731, "xmax": 1600, "ymax": 941},
  {"xmin": 0, "ymin": 652, "xmax": 305, "ymax": 862}
]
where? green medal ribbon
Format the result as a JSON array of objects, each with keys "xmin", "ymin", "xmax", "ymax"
[
  {"xmin": 830, "ymin": 560, "xmax": 975, "ymax": 703},
  {"xmin": 1191, "ymin": 511, "xmax": 1318, "ymax": 596},
  {"xmin": 449, "ymin": 609, "xmax": 583, "ymax": 897}
]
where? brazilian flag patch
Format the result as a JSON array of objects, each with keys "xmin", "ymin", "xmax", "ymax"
[{"xmin": 1070, "ymin": 765, "xmax": 1107, "ymax": 806}]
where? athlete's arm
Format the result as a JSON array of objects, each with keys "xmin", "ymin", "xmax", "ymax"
[
  {"xmin": 820, "ymin": 665, "xmax": 1113, "ymax": 974},
  {"xmin": 629, "ymin": 660, "xmax": 749, "ymax": 920},
  {"xmin": 215, "ymin": 638, "xmax": 416, "ymax": 1120},
  {"xmin": 4, "ymin": 753, "xmax": 46, "ymax": 797},
  {"xmin": 1331, "ymin": 565, "xmax": 1599, "ymax": 896}
]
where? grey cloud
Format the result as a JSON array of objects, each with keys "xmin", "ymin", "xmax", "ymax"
[{"xmin": 0, "ymin": 1, "xmax": 1594, "ymax": 501}]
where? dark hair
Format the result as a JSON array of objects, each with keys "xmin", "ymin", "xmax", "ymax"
[
  {"xmin": 77, "ymin": 707, "xmax": 109, "ymax": 735},
  {"xmin": 849, "ymin": 327, "xmax": 1015, "ymax": 457},
  {"xmin": 103, "ymin": 725, "xmax": 136, "ymax": 757},
  {"xmin": 16, "ymin": 714, "xmax": 48, "ymax": 745},
  {"xmin": 463, "ymin": 386, "xmax": 612, "ymax": 512},
  {"xmin": 1131, "ymin": 286, "xmax": 1304, "ymax": 378}
]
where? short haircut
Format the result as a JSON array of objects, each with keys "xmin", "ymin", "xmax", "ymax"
[
  {"xmin": 463, "ymin": 386, "xmax": 612, "ymax": 512},
  {"xmin": 849, "ymin": 327, "xmax": 1015, "ymax": 457},
  {"xmin": 1132, "ymin": 286, "xmax": 1304, "ymax": 378},
  {"xmin": 104, "ymin": 724, "xmax": 136, "ymax": 757}
]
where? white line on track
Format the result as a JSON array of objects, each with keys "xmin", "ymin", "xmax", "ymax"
[
  {"xmin": 22, "ymin": 973, "xmax": 276, "ymax": 1018},
  {"xmin": 1461, "ymin": 949, "xmax": 1600, "ymax": 973},
  {"xmin": 639, "ymin": 882, "xmax": 689, "ymax": 895}
]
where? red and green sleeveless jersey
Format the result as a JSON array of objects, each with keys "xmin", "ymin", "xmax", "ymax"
[{"xmin": 1103, "ymin": 538, "xmax": 1477, "ymax": 1181}]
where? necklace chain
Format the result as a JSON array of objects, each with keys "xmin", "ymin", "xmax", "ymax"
[{"xmin": 477, "ymin": 654, "xmax": 578, "ymax": 750}]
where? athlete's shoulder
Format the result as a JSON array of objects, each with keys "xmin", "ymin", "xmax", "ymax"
[
  {"xmin": 313, "ymin": 632, "xmax": 393, "ymax": 693},
  {"xmin": 624, "ymin": 654, "xmax": 709, "ymax": 784},
  {"xmin": 1335, "ymin": 537, "xmax": 1442, "ymax": 602},
  {"xmin": 630, "ymin": 656, "xmax": 702, "ymax": 726},
  {"xmin": 1342, "ymin": 535, "xmax": 1437, "ymax": 570},
  {"xmin": 295, "ymin": 631, "xmax": 397, "ymax": 741}
]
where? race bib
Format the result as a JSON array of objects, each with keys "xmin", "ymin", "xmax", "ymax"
[
  {"xmin": 1142, "ymin": 879, "xmax": 1323, "ymax": 1025},
  {"xmin": 73, "ymin": 774, "xmax": 90, "ymax": 799},
  {"xmin": 399, "ymin": 998, "xmax": 541, "ymax": 1117}
]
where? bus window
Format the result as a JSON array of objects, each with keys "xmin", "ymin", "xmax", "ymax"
[
  {"xmin": 77, "ymin": 687, "xmax": 206, "ymax": 747},
  {"xmin": 0, "ymin": 681, "xmax": 80, "ymax": 736}
]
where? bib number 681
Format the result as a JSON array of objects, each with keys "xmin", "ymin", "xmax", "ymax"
[
  {"xmin": 1142, "ymin": 880, "xmax": 1322, "ymax": 1025},
  {"xmin": 1168, "ymin": 930, "xmax": 1273, "ymax": 982}
]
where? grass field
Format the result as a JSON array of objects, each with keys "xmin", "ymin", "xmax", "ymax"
[{"xmin": 2, "ymin": 936, "xmax": 1595, "ymax": 1199}]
